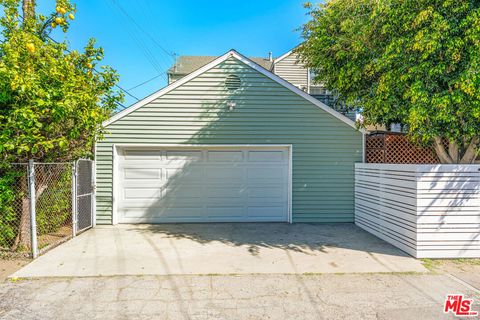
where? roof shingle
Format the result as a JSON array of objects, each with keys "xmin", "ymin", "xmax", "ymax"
[{"xmin": 168, "ymin": 55, "xmax": 274, "ymax": 75}]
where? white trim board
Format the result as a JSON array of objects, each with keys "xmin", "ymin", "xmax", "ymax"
[
  {"xmin": 111, "ymin": 144, "xmax": 293, "ymax": 225},
  {"xmin": 104, "ymin": 49, "xmax": 361, "ymax": 131},
  {"xmin": 111, "ymin": 145, "xmax": 119, "ymax": 225},
  {"xmin": 273, "ymin": 48, "xmax": 295, "ymax": 64}
]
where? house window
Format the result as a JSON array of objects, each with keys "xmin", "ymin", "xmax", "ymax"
[{"xmin": 309, "ymin": 85, "xmax": 329, "ymax": 95}]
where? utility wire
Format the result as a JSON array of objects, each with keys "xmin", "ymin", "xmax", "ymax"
[
  {"xmin": 109, "ymin": 0, "xmax": 175, "ymax": 72},
  {"xmin": 3, "ymin": 33, "xmax": 130, "ymax": 110},
  {"xmin": 134, "ymin": 0, "xmax": 172, "ymax": 51},
  {"xmin": 44, "ymin": 33, "xmax": 140, "ymax": 102},
  {"xmin": 107, "ymin": 0, "xmax": 169, "ymax": 82},
  {"xmin": 109, "ymin": 0, "xmax": 174, "ymax": 61},
  {"xmin": 16, "ymin": 13, "xmax": 138, "ymax": 109},
  {"xmin": 127, "ymin": 73, "xmax": 165, "ymax": 91}
]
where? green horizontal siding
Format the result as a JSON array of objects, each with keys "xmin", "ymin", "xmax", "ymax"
[{"xmin": 96, "ymin": 57, "xmax": 363, "ymax": 224}]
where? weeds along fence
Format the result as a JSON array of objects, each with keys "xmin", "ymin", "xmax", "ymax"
[{"xmin": 0, "ymin": 160, "xmax": 94, "ymax": 259}]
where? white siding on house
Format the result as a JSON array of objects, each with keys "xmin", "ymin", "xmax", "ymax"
[
  {"xmin": 274, "ymin": 53, "xmax": 308, "ymax": 91},
  {"xmin": 355, "ymin": 163, "xmax": 480, "ymax": 258},
  {"xmin": 168, "ymin": 73, "xmax": 185, "ymax": 84}
]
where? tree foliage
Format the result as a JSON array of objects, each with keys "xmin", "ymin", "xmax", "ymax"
[
  {"xmin": 297, "ymin": 0, "xmax": 480, "ymax": 163},
  {"xmin": 0, "ymin": 167, "xmax": 23, "ymax": 248},
  {"xmin": 0, "ymin": 0, "xmax": 123, "ymax": 163},
  {"xmin": 0, "ymin": 0, "xmax": 123, "ymax": 251}
]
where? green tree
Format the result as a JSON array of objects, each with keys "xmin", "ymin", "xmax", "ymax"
[
  {"xmin": 0, "ymin": 0, "xmax": 123, "ymax": 249},
  {"xmin": 0, "ymin": 0, "xmax": 123, "ymax": 163},
  {"xmin": 297, "ymin": 0, "xmax": 480, "ymax": 163}
]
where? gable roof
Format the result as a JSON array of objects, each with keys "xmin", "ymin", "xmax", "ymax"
[
  {"xmin": 273, "ymin": 44, "xmax": 303, "ymax": 64},
  {"xmin": 104, "ymin": 50, "xmax": 360, "ymax": 130},
  {"xmin": 169, "ymin": 55, "xmax": 274, "ymax": 75},
  {"xmin": 273, "ymin": 49, "xmax": 294, "ymax": 64}
]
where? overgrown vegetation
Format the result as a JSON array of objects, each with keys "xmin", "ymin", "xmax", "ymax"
[
  {"xmin": 35, "ymin": 166, "xmax": 72, "ymax": 236},
  {"xmin": 0, "ymin": 166, "xmax": 25, "ymax": 249},
  {"xmin": 0, "ymin": 0, "xmax": 123, "ymax": 251},
  {"xmin": 297, "ymin": 0, "xmax": 480, "ymax": 163}
]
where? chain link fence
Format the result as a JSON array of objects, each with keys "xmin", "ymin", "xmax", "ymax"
[
  {"xmin": 0, "ymin": 160, "xmax": 94, "ymax": 259},
  {"xmin": 35, "ymin": 163, "xmax": 74, "ymax": 255},
  {"xmin": 75, "ymin": 159, "xmax": 94, "ymax": 233},
  {"xmin": 0, "ymin": 164, "xmax": 30, "ymax": 258}
]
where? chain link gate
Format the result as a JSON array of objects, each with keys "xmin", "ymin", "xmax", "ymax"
[{"xmin": 73, "ymin": 159, "xmax": 95, "ymax": 235}]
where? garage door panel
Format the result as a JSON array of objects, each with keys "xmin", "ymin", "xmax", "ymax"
[
  {"xmin": 123, "ymin": 168, "xmax": 162, "ymax": 180},
  {"xmin": 159, "ymin": 206, "xmax": 205, "ymax": 218},
  {"xmin": 207, "ymin": 151, "xmax": 244, "ymax": 162},
  {"xmin": 163, "ymin": 187, "xmax": 203, "ymax": 199},
  {"xmin": 120, "ymin": 207, "xmax": 162, "ymax": 219},
  {"xmin": 248, "ymin": 187, "xmax": 285, "ymax": 199},
  {"xmin": 119, "ymin": 200, "xmax": 162, "ymax": 208},
  {"xmin": 206, "ymin": 207, "xmax": 244, "ymax": 218},
  {"xmin": 124, "ymin": 188, "xmax": 161, "ymax": 200},
  {"xmin": 205, "ymin": 199, "xmax": 246, "ymax": 208},
  {"xmin": 119, "ymin": 209, "xmax": 147, "ymax": 219},
  {"xmin": 165, "ymin": 150, "xmax": 203, "ymax": 162},
  {"xmin": 206, "ymin": 167, "xmax": 245, "ymax": 180},
  {"xmin": 117, "ymin": 146, "xmax": 289, "ymax": 223},
  {"xmin": 165, "ymin": 167, "xmax": 204, "ymax": 180},
  {"xmin": 247, "ymin": 150, "xmax": 287, "ymax": 162},
  {"xmin": 123, "ymin": 149, "xmax": 162, "ymax": 160},
  {"xmin": 247, "ymin": 167, "xmax": 286, "ymax": 180},
  {"xmin": 247, "ymin": 206, "xmax": 286, "ymax": 218},
  {"xmin": 120, "ymin": 164, "xmax": 163, "ymax": 170},
  {"xmin": 120, "ymin": 181, "xmax": 165, "ymax": 189},
  {"xmin": 206, "ymin": 186, "xmax": 244, "ymax": 198},
  {"xmin": 120, "ymin": 207, "xmax": 205, "ymax": 221}
]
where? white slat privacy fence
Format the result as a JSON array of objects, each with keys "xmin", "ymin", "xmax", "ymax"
[{"xmin": 355, "ymin": 163, "xmax": 480, "ymax": 258}]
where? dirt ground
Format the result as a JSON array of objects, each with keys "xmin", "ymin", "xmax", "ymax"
[
  {"xmin": 423, "ymin": 258, "xmax": 480, "ymax": 289},
  {"xmin": 0, "ymin": 258, "xmax": 30, "ymax": 281}
]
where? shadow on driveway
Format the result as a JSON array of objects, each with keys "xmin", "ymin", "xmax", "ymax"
[
  {"xmin": 11, "ymin": 223, "xmax": 427, "ymax": 278},
  {"xmin": 135, "ymin": 222, "xmax": 409, "ymax": 257}
]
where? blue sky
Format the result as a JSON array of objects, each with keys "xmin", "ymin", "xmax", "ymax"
[{"xmin": 37, "ymin": 0, "xmax": 309, "ymax": 107}]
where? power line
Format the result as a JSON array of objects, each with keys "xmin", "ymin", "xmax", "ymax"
[
  {"xmin": 43, "ymin": 33, "xmax": 140, "ymax": 101},
  {"xmin": 114, "ymin": 100, "xmax": 128, "ymax": 110},
  {"xmin": 22, "ymin": 6, "xmax": 175, "ymax": 98},
  {"xmin": 16, "ymin": 13, "xmax": 138, "ymax": 109},
  {"xmin": 106, "ymin": 0, "xmax": 169, "ymax": 82},
  {"xmin": 127, "ymin": 73, "xmax": 165, "ymax": 91},
  {"xmin": 110, "ymin": 0, "xmax": 174, "ymax": 59},
  {"xmin": 134, "ymin": 0, "xmax": 173, "ymax": 52},
  {"xmin": 3, "ymin": 34, "xmax": 130, "ymax": 110},
  {"xmin": 15, "ymin": 9, "xmax": 179, "ymax": 109}
]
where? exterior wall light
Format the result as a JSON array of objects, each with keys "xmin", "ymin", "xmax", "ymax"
[{"xmin": 227, "ymin": 101, "xmax": 236, "ymax": 111}]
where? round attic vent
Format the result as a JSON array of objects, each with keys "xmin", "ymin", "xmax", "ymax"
[{"xmin": 225, "ymin": 74, "xmax": 241, "ymax": 91}]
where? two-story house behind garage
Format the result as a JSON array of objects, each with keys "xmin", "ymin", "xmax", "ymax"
[{"xmin": 167, "ymin": 49, "xmax": 350, "ymax": 118}]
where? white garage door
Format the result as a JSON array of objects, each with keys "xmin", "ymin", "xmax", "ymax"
[{"xmin": 116, "ymin": 146, "xmax": 290, "ymax": 223}]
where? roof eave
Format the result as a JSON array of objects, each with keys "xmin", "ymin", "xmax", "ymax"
[{"xmin": 103, "ymin": 49, "xmax": 361, "ymax": 132}]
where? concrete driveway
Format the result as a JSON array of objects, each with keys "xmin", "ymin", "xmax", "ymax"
[{"xmin": 12, "ymin": 223, "xmax": 426, "ymax": 278}]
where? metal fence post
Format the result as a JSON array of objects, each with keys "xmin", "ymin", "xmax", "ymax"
[
  {"xmin": 28, "ymin": 159, "xmax": 38, "ymax": 259},
  {"xmin": 71, "ymin": 161, "xmax": 78, "ymax": 237},
  {"xmin": 92, "ymin": 160, "xmax": 96, "ymax": 228}
]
